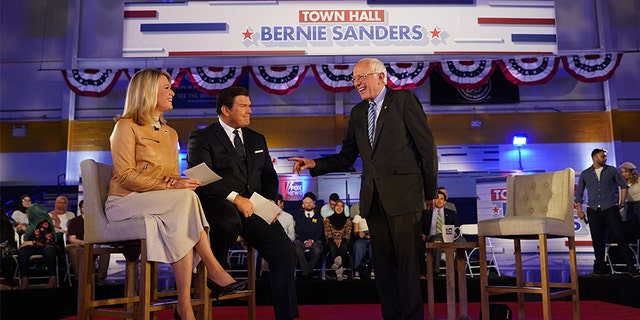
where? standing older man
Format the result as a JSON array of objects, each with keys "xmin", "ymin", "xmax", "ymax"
[
  {"xmin": 289, "ymin": 57, "xmax": 437, "ymax": 320},
  {"xmin": 187, "ymin": 86, "xmax": 298, "ymax": 320}
]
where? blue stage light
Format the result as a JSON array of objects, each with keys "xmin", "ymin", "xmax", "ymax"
[{"xmin": 512, "ymin": 134, "xmax": 528, "ymax": 147}]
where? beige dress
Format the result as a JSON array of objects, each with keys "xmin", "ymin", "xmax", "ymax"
[{"xmin": 105, "ymin": 118, "xmax": 208, "ymax": 264}]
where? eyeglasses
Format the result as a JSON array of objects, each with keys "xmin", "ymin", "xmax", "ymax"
[
  {"xmin": 22, "ymin": 199, "xmax": 32, "ymax": 202},
  {"xmin": 351, "ymin": 72, "xmax": 376, "ymax": 83}
]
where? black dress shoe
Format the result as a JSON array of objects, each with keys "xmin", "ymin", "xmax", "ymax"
[{"xmin": 206, "ymin": 279, "xmax": 248, "ymax": 297}]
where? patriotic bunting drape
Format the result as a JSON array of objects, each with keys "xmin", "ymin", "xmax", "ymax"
[
  {"xmin": 436, "ymin": 60, "xmax": 496, "ymax": 90},
  {"xmin": 385, "ymin": 62, "xmax": 433, "ymax": 90},
  {"xmin": 61, "ymin": 69, "xmax": 122, "ymax": 97},
  {"xmin": 497, "ymin": 57, "xmax": 560, "ymax": 86},
  {"xmin": 61, "ymin": 53, "xmax": 623, "ymax": 97},
  {"xmin": 249, "ymin": 65, "xmax": 309, "ymax": 95},
  {"xmin": 311, "ymin": 64, "xmax": 354, "ymax": 93},
  {"xmin": 561, "ymin": 53, "xmax": 623, "ymax": 83},
  {"xmin": 185, "ymin": 66, "xmax": 248, "ymax": 95}
]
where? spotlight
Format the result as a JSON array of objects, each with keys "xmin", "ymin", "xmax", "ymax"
[
  {"xmin": 512, "ymin": 134, "xmax": 528, "ymax": 171},
  {"xmin": 512, "ymin": 134, "xmax": 527, "ymax": 147}
]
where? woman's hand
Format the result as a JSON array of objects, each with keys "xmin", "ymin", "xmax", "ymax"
[
  {"xmin": 165, "ymin": 177, "xmax": 201, "ymax": 190},
  {"xmin": 19, "ymin": 240, "xmax": 34, "ymax": 249}
]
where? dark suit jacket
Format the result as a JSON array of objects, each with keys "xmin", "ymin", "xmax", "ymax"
[
  {"xmin": 187, "ymin": 121, "xmax": 278, "ymax": 202},
  {"xmin": 310, "ymin": 87, "xmax": 437, "ymax": 217},
  {"xmin": 422, "ymin": 207, "xmax": 459, "ymax": 236}
]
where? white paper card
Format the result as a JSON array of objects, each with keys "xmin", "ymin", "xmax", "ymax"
[
  {"xmin": 183, "ymin": 162, "xmax": 222, "ymax": 186},
  {"xmin": 250, "ymin": 192, "xmax": 281, "ymax": 224}
]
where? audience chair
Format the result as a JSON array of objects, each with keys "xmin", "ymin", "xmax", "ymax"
[
  {"xmin": 478, "ymin": 168, "xmax": 579, "ymax": 320},
  {"xmin": 459, "ymin": 224, "xmax": 500, "ymax": 277},
  {"xmin": 604, "ymin": 240, "xmax": 640, "ymax": 274},
  {"xmin": 61, "ymin": 236, "xmax": 74, "ymax": 286},
  {"xmin": 15, "ymin": 254, "xmax": 60, "ymax": 288},
  {"xmin": 320, "ymin": 251, "xmax": 354, "ymax": 280},
  {"xmin": 13, "ymin": 230, "xmax": 62, "ymax": 288},
  {"xmin": 196, "ymin": 237, "xmax": 256, "ymax": 320},
  {"xmin": 78, "ymin": 159, "xmax": 255, "ymax": 320}
]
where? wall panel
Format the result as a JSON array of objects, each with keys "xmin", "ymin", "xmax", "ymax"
[{"xmin": 2, "ymin": 111, "xmax": 638, "ymax": 153}]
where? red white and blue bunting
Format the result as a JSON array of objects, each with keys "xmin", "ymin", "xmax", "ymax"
[
  {"xmin": 436, "ymin": 60, "xmax": 496, "ymax": 90},
  {"xmin": 385, "ymin": 62, "xmax": 433, "ymax": 90},
  {"xmin": 61, "ymin": 53, "xmax": 623, "ymax": 97},
  {"xmin": 561, "ymin": 53, "xmax": 623, "ymax": 83},
  {"xmin": 249, "ymin": 65, "xmax": 309, "ymax": 95},
  {"xmin": 61, "ymin": 69, "xmax": 122, "ymax": 97},
  {"xmin": 498, "ymin": 56, "xmax": 559, "ymax": 85},
  {"xmin": 185, "ymin": 66, "xmax": 248, "ymax": 96},
  {"xmin": 311, "ymin": 64, "xmax": 354, "ymax": 93}
]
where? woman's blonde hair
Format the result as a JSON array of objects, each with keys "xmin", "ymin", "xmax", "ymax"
[
  {"xmin": 624, "ymin": 168, "xmax": 639, "ymax": 185},
  {"xmin": 115, "ymin": 68, "xmax": 171, "ymax": 125}
]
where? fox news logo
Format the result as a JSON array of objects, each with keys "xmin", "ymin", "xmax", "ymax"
[{"xmin": 286, "ymin": 181, "xmax": 303, "ymax": 199}]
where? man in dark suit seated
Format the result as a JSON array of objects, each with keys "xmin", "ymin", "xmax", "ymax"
[
  {"xmin": 187, "ymin": 86, "xmax": 298, "ymax": 320},
  {"xmin": 292, "ymin": 193, "xmax": 325, "ymax": 279},
  {"xmin": 421, "ymin": 190, "xmax": 462, "ymax": 275}
]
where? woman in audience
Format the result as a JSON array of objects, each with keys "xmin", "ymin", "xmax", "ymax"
[
  {"xmin": 106, "ymin": 68, "xmax": 245, "ymax": 320},
  {"xmin": 11, "ymin": 195, "xmax": 32, "ymax": 238},
  {"xmin": 49, "ymin": 195, "xmax": 75, "ymax": 233},
  {"xmin": 16, "ymin": 204, "xmax": 58, "ymax": 289},
  {"xmin": 323, "ymin": 199, "xmax": 352, "ymax": 281},
  {"xmin": 620, "ymin": 162, "xmax": 640, "ymax": 229}
]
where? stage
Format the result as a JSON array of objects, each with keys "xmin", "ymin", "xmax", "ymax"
[
  {"xmin": 58, "ymin": 302, "xmax": 640, "ymax": 320},
  {"xmin": 2, "ymin": 274, "xmax": 640, "ymax": 319}
]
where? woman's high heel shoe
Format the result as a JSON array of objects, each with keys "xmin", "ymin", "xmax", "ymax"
[
  {"xmin": 173, "ymin": 308, "xmax": 181, "ymax": 320},
  {"xmin": 206, "ymin": 279, "xmax": 248, "ymax": 297}
]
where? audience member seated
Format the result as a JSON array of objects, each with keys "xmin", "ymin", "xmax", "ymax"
[
  {"xmin": 65, "ymin": 200, "xmax": 110, "ymax": 285},
  {"xmin": 320, "ymin": 193, "xmax": 350, "ymax": 218},
  {"xmin": 16, "ymin": 204, "xmax": 59, "ymax": 289},
  {"xmin": 324, "ymin": 200, "xmax": 352, "ymax": 281},
  {"xmin": 1, "ymin": 206, "xmax": 18, "ymax": 288},
  {"xmin": 11, "ymin": 195, "xmax": 32, "ymax": 242},
  {"xmin": 351, "ymin": 202, "xmax": 374, "ymax": 280},
  {"xmin": 49, "ymin": 195, "xmax": 75, "ymax": 234},
  {"xmin": 277, "ymin": 194, "xmax": 296, "ymax": 243},
  {"xmin": 421, "ymin": 190, "xmax": 463, "ymax": 276},
  {"xmin": 438, "ymin": 186, "xmax": 457, "ymax": 214},
  {"xmin": 293, "ymin": 193, "xmax": 325, "ymax": 279}
]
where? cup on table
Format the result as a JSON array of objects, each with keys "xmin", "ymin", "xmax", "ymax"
[{"xmin": 442, "ymin": 225, "xmax": 461, "ymax": 243}]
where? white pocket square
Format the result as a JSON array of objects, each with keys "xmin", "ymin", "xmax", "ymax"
[{"xmin": 255, "ymin": 149, "xmax": 264, "ymax": 154}]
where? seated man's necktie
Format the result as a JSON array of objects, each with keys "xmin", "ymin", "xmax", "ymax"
[{"xmin": 233, "ymin": 129, "xmax": 246, "ymax": 159}]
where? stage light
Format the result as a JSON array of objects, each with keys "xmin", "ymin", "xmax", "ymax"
[
  {"xmin": 512, "ymin": 134, "xmax": 528, "ymax": 147},
  {"xmin": 512, "ymin": 134, "xmax": 528, "ymax": 171}
]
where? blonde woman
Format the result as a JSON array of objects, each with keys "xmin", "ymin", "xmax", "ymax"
[
  {"xmin": 620, "ymin": 162, "xmax": 640, "ymax": 227},
  {"xmin": 105, "ymin": 68, "xmax": 245, "ymax": 320}
]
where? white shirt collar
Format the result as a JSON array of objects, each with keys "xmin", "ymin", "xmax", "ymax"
[{"xmin": 219, "ymin": 119, "xmax": 242, "ymax": 143}]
